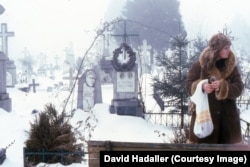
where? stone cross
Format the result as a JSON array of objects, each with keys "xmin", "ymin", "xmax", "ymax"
[
  {"xmin": 111, "ymin": 20, "xmax": 138, "ymax": 44},
  {"xmin": 29, "ymin": 79, "xmax": 39, "ymax": 93},
  {"xmin": 141, "ymin": 39, "xmax": 152, "ymax": 65},
  {"xmin": 63, "ymin": 68, "xmax": 76, "ymax": 87},
  {"xmin": 0, "ymin": 23, "xmax": 14, "ymax": 58},
  {"xmin": 64, "ymin": 43, "xmax": 75, "ymax": 68}
]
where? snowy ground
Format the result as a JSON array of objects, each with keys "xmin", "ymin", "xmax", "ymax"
[{"xmin": 0, "ymin": 75, "xmax": 174, "ymax": 167}]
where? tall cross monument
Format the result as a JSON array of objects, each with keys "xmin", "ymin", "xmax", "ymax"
[
  {"xmin": 0, "ymin": 6, "xmax": 12, "ymax": 112},
  {"xmin": 109, "ymin": 20, "xmax": 144, "ymax": 118},
  {"xmin": 0, "ymin": 23, "xmax": 14, "ymax": 58}
]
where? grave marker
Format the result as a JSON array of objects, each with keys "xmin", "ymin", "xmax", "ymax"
[
  {"xmin": 141, "ymin": 39, "xmax": 152, "ymax": 65},
  {"xmin": 0, "ymin": 52, "xmax": 11, "ymax": 112},
  {"xmin": 29, "ymin": 79, "xmax": 39, "ymax": 93},
  {"xmin": 63, "ymin": 68, "xmax": 76, "ymax": 88},
  {"xmin": 77, "ymin": 68, "xmax": 102, "ymax": 111},
  {"xmin": 0, "ymin": 23, "xmax": 16, "ymax": 87},
  {"xmin": 6, "ymin": 60, "xmax": 16, "ymax": 87},
  {"xmin": 0, "ymin": 23, "xmax": 14, "ymax": 57},
  {"xmin": 139, "ymin": 39, "xmax": 152, "ymax": 74},
  {"xmin": 0, "ymin": 9, "xmax": 12, "ymax": 112},
  {"xmin": 166, "ymin": 48, "xmax": 172, "ymax": 59},
  {"xmin": 110, "ymin": 43, "xmax": 144, "ymax": 117}
]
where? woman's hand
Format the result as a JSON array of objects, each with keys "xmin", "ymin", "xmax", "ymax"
[
  {"xmin": 202, "ymin": 83, "xmax": 214, "ymax": 94},
  {"xmin": 211, "ymin": 80, "xmax": 221, "ymax": 92}
]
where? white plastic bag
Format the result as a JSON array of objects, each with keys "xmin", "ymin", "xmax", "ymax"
[{"xmin": 190, "ymin": 79, "xmax": 214, "ymax": 138}]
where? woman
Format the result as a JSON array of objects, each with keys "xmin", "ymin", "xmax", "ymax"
[{"xmin": 186, "ymin": 33, "xmax": 244, "ymax": 144}]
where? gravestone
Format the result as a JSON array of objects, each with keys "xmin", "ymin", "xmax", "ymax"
[
  {"xmin": 6, "ymin": 60, "xmax": 16, "ymax": 87},
  {"xmin": 0, "ymin": 52, "xmax": 11, "ymax": 112},
  {"xmin": 63, "ymin": 68, "xmax": 76, "ymax": 88},
  {"xmin": 99, "ymin": 57, "xmax": 113, "ymax": 84},
  {"xmin": 63, "ymin": 45, "xmax": 76, "ymax": 87},
  {"xmin": 0, "ymin": 23, "xmax": 14, "ymax": 57},
  {"xmin": 77, "ymin": 68, "xmax": 102, "ymax": 111},
  {"xmin": 139, "ymin": 39, "xmax": 152, "ymax": 74},
  {"xmin": 29, "ymin": 79, "xmax": 39, "ymax": 93},
  {"xmin": 109, "ymin": 43, "xmax": 144, "ymax": 117},
  {"xmin": 165, "ymin": 48, "xmax": 173, "ymax": 59},
  {"xmin": 21, "ymin": 47, "xmax": 32, "ymax": 83},
  {"xmin": 37, "ymin": 52, "xmax": 47, "ymax": 77},
  {"xmin": 0, "ymin": 23, "xmax": 16, "ymax": 87}
]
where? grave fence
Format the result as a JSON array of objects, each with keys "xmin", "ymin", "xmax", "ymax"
[
  {"xmin": 23, "ymin": 148, "xmax": 85, "ymax": 166},
  {"xmin": 144, "ymin": 112, "xmax": 250, "ymax": 145}
]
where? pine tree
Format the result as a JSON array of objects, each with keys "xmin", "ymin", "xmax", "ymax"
[
  {"xmin": 153, "ymin": 34, "xmax": 207, "ymax": 127},
  {"xmin": 25, "ymin": 103, "xmax": 83, "ymax": 165},
  {"xmin": 153, "ymin": 33, "xmax": 189, "ymax": 127}
]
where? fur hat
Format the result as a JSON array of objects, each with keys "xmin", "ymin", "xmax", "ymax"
[{"xmin": 208, "ymin": 33, "xmax": 231, "ymax": 51}]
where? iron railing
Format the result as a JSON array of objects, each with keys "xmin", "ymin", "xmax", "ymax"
[
  {"xmin": 23, "ymin": 148, "xmax": 85, "ymax": 166},
  {"xmin": 145, "ymin": 112, "xmax": 250, "ymax": 145}
]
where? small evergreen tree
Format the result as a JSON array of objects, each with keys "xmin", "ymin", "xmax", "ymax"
[
  {"xmin": 25, "ymin": 103, "xmax": 83, "ymax": 165},
  {"xmin": 153, "ymin": 34, "xmax": 208, "ymax": 128}
]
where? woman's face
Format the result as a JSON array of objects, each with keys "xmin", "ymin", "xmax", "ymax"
[{"xmin": 219, "ymin": 45, "xmax": 231, "ymax": 59}]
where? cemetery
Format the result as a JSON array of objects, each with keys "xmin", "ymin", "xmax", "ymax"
[{"xmin": 0, "ymin": 1, "xmax": 250, "ymax": 167}]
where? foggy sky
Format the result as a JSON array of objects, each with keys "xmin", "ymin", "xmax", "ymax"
[{"xmin": 1, "ymin": 0, "xmax": 250, "ymax": 66}]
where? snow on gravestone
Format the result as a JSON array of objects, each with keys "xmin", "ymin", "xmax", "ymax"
[
  {"xmin": 77, "ymin": 68, "xmax": 102, "ymax": 111},
  {"xmin": 109, "ymin": 43, "xmax": 144, "ymax": 117},
  {"xmin": 0, "ymin": 52, "xmax": 11, "ymax": 112}
]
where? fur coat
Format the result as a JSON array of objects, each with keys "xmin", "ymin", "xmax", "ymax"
[{"xmin": 186, "ymin": 47, "xmax": 244, "ymax": 144}]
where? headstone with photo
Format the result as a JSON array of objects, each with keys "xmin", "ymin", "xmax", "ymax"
[
  {"xmin": 0, "ymin": 52, "xmax": 11, "ymax": 112},
  {"xmin": 109, "ymin": 43, "xmax": 144, "ymax": 117},
  {"xmin": 77, "ymin": 68, "xmax": 102, "ymax": 111}
]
